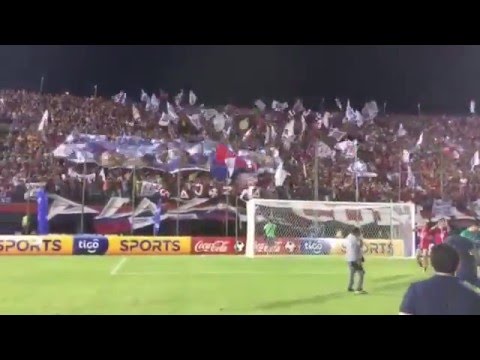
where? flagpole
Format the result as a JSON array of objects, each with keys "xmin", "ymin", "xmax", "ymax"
[
  {"xmin": 355, "ymin": 140, "xmax": 359, "ymax": 202},
  {"xmin": 131, "ymin": 166, "xmax": 136, "ymax": 235},
  {"xmin": 94, "ymin": 85, "xmax": 98, "ymax": 98},
  {"xmin": 176, "ymin": 172, "xmax": 180, "ymax": 236},
  {"xmin": 26, "ymin": 167, "xmax": 31, "ymax": 235},
  {"xmin": 80, "ymin": 159, "xmax": 87, "ymax": 233},
  {"xmin": 235, "ymin": 195, "xmax": 239, "ymax": 242},
  {"xmin": 440, "ymin": 150, "xmax": 444, "ymax": 199},
  {"xmin": 398, "ymin": 160, "xmax": 402, "ymax": 202},
  {"xmin": 225, "ymin": 193, "xmax": 229, "ymax": 237},
  {"xmin": 314, "ymin": 141, "xmax": 319, "ymax": 201},
  {"xmin": 40, "ymin": 76, "xmax": 45, "ymax": 94}
]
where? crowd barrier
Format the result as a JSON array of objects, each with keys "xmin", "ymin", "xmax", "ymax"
[{"xmin": 0, "ymin": 235, "xmax": 403, "ymax": 256}]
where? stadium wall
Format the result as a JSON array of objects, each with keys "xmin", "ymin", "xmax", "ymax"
[{"xmin": 0, "ymin": 235, "xmax": 403, "ymax": 256}]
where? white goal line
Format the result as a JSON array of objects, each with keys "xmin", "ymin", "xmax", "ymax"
[{"xmin": 116, "ymin": 271, "xmax": 342, "ymax": 276}]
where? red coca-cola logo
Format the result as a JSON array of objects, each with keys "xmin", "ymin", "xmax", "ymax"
[
  {"xmin": 255, "ymin": 242, "xmax": 282, "ymax": 254},
  {"xmin": 191, "ymin": 238, "xmax": 236, "ymax": 255},
  {"xmin": 195, "ymin": 240, "xmax": 228, "ymax": 253}
]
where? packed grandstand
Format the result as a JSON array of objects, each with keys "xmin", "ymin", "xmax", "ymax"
[{"xmin": 0, "ymin": 88, "xmax": 479, "ymax": 235}]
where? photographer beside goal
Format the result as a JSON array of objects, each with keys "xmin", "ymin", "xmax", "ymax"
[{"xmin": 345, "ymin": 227, "xmax": 367, "ymax": 295}]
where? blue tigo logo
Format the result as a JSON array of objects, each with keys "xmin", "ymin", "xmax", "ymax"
[
  {"xmin": 73, "ymin": 235, "xmax": 109, "ymax": 255},
  {"xmin": 300, "ymin": 239, "xmax": 331, "ymax": 255}
]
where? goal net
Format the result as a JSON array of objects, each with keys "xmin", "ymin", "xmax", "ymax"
[{"xmin": 245, "ymin": 199, "xmax": 416, "ymax": 258}]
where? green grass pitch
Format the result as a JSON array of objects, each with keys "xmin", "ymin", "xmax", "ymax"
[{"xmin": 0, "ymin": 256, "xmax": 428, "ymax": 314}]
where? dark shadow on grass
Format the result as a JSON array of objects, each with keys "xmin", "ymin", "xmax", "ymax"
[{"xmin": 256, "ymin": 274, "xmax": 413, "ymax": 311}]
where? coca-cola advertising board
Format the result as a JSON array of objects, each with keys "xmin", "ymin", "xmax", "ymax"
[
  {"xmin": 191, "ymin": 237, "xmax": 245, "ymax": 255},
  {"xmin": 254, "ymin": 238, "xmax": 299, "ymax": 255}
]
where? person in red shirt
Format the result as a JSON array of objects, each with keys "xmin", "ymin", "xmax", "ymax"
[
  {"xmin": 431, "ymin": 218, "xmax": 450, "ymax": 246},
  {"xmin": 417, "ymin": 222, "xmax": 435, "ymax": 272}
]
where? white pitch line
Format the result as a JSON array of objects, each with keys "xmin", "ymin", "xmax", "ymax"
[
  {"xmin": 118, "ymin": 271, "xmax": 340, "ymax": 276},
  {"xmin": 110, "ymin": 257, "xmax": 128, "ymax": 276}
]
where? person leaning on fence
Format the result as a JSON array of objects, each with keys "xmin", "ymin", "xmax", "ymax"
[
  {"xmin": 345, "ymin": 227, "xmax": 367, "ymax": 295},
  {"xmin": 399, "ymin": 244, "xmax": 480, "ymax": 315}
]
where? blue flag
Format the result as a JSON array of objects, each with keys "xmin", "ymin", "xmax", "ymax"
[
  {"xmin": 36, "ymin": 189, "xmax": 49, "ymax": 235},
  {"xmin": 153, "ymin": 199, "xmax": 162, "ymax": 236}
]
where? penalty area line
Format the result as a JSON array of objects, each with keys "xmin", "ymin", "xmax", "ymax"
[{"xmin": 110, "ymin": 257, "xmax": 128, "ymax": 276}]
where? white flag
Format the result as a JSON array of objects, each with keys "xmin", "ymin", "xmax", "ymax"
[
  {"xmin": 132, "ymin": 105, "xmax": 141, "ymax": 121},
  {"xmin": 158, "ymin": 113, "xmax": 170, "ymax": 127},
  {"xmin": 328, "ymin": 128, "xmax": 347, "ymax": 142},
  {"xmin": 292, "ymin": 99, "xmax": 305, "ymax": 113},
  {"xmin": 317, "ymin": 142, "xmax": 334, "ymax": 159},
  {"xmin": 175, "ymin": 90, "xmax": 184, "ymax": 107},
  {"xmin": 272, "ymin": 100, "xmax": 288, "ymax": 112},
  {"xmin": 300, "ymin": 114, "xmax": 307, "ymax": 136},
  {"xmin": 323, "ymin": 112, "xmax": 330, "ymax": 129},
  {"xmin": 361, "ymin": 101, "xmax": 379, "ymax": 121},
  {"xmin": 470, "ymin": 100, "xmax": 476, "ymax": 114},
  {"xmin": 167, "ymin": 102, "xmax": 178, "ymax": 119},
  {"xmin": 187, "ymin": 114, "xmax": 202, "ymax": 130},
  {"xmin": 406, "ymin": 166, "xmax": 416, "ymax": 189},
  {"xmin": 254, "ymin": 99, "xmax": 266, "ymax": 112},
  {"xmin": 335, "ymin": 140, "xmax": 356, "ymax": 159},
  {"xmin": 355, "ymin": 110, "xmax": 364, "ymax": 127},
  {"xmin": 472, "ymin": 151, "xmax": 479, "ymax": 171},
  {"xmin": 402, "ymin": 150, "xmax": 410, "ymax": 164},
  {"xmin": 416, "ymin": 132, "xmax": 424, "ymax": 147},
  {"xmin": 112, "ymin": 91, "xmax": 126, "ymax": 104},
  {"xmin": 99, "ymin": 168, "xmax": 106, "ymax": 182},
  {"xmin": 274, "ymin": 162, "xmax": 289, "ymax": 187},
  {"xmin": 397, "ymin": 123, "xmax": 407, "ymax": 137},
  {"xmin": 189, "ymin": 91, "xmax": 197, "ymax": 106},
  {"xmin": 282, "ymin": 119, "xmax": 295, "ymax": 138},
  {"xmin": 335, "ymin": 98, "xmax": 343, "ymax": 111},
  {"xmin": 140, "ymin": 89, "xmax": 149, "ymax": 103},
  {"xmin": 345, "ymin": 100, "xmax": 356, "ymax": 123},
  {"xmin": 150, "ymin": 94, "xmax": 160, "ymax": 112},
  {"xmin": 38, "ymin": 110, "xmax": 49, "ymax": 132}
]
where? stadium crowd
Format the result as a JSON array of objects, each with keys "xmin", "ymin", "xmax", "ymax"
[{"xmin": 0, "ymin": 89, "xmax": 480, "ymax": 213}]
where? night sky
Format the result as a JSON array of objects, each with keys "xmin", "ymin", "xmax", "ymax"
[{"xmin": 0, "ymin": 45, "xmax": 479, "ymax": 114}]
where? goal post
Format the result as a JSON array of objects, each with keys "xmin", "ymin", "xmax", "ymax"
[{"xmin": 245, "ymin": 199, "xmax": 416, "ymax": 258}]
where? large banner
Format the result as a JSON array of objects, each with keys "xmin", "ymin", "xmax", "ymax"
[
  {"xmin": 326, "ymin": 238, "xmax": 404, "ymax": 257},
  {"xmin": 107, "ymin": 236, "xmax": 191, "ymax": 255},
  {"xmin": 249, "ymin": 237, "xmax": 405, "ymax": 257},
  {"xmin": 0, "ymin": 235, "xmax": 73, "ymax": 255}
]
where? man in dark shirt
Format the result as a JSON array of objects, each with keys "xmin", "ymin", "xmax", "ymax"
[
  {"xmin": 399, "ymin": 244, "xmax": 480, "ymax": 315},
  {"xmin": 445, "ymin": 235, "xmax": 478, "ymax": 287}
]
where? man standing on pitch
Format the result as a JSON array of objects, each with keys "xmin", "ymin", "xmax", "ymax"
[
  {"xmin": 345, "ymin": 227, "xmax": 367, "ymax": 294},
  {"xmin": 399, "ymin": 244, "xmax": 480, "ymax": 315}
]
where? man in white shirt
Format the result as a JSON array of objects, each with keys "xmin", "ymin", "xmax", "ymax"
[{"xmin": 345, "ymin": 227, "xmax": 367, "ymax": 294}]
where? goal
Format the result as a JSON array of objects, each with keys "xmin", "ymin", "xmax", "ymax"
[{"xmin": 245, "ymin": 199, "xmax": 416, "ymax": 258}]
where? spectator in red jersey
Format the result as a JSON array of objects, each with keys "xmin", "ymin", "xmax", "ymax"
[
  {"xmin": 417, "ymin": 222, "xmax": 435, "ymax": 272},
  {"xmin": 431, "ymin": 218, "xmax": 450, "ymax": 246}
]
